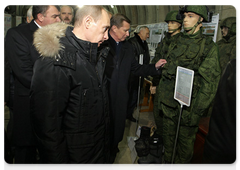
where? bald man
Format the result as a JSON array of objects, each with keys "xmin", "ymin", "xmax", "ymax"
[{"xmin": 31, "ymin": 5, "xmax": 111, "ymax": 163}]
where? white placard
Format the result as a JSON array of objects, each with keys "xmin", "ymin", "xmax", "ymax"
[
  {"xmin": 174, "ymin": 66, "xmax": 194, "ymax": 107},
  {"xmin": 139, "ymin": 54, "xmax": 143, "ymax": 65},
  {"xmin": 202, "ymin": 13, "xmax": 219, "ymax": 42}
]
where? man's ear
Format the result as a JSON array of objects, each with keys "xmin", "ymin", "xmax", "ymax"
[
  {"xmin": 37, "ymin": 13, "xmax": 44, "ymax": 22},
  {"xmin": 84, "ymin": 15, "xmax": 94, "ymax": 29},
  {"xmin": 111, "ymin": 25, "xmax": 118, "ymax": 33},
  {"xmin": 200, "ymin": 17, "xmax": 203, "ymax": 22}
]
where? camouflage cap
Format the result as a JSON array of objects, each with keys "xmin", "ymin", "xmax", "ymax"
[
  {"xmin": 185, "ymin": 5, "xmax": 208, "ymax": 22},
  {"xmin": 220, "ymin": 17, "xmax": 240, "ymax": 28},
  {"xmin": 220, "ymin": 17, "xmax": 236, "ymax": 36},
  {"xmin": 165, "ymin": 10, "xmax": 183, "ymax": 24}
]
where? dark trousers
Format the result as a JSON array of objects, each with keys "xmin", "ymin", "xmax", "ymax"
[
  {"xmin": 127, "ymin": 88, "xmax": 138, "ymax": 118},
  {"xmin": 14, "ymin": 146, "xmax": 37, "ymax": 163}
]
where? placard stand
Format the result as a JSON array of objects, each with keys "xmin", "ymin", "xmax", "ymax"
[
  {"xmin": 171, "ymin": 66, "xmax": 194, "ymax": 163},
  {"xmin": 136, "ymin": 54, "xmax": 144, "ymax": 131}
]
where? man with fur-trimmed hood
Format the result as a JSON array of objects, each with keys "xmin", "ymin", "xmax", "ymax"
[
  {"xmin": 30, "ymin": 6, "xmax": 111, "ymax": 163},
  {"xmin": 5, "ymin": 5, "xmax": 61, "ymax": 163}
]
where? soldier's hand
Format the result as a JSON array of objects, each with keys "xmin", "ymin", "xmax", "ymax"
[
  {"xmin": 155, "ymin": 59, "xmax": 167, "ymax": 69},
  {"xmin": 150, "ymin": 86, "xmax": 156, "ymax": 94}
]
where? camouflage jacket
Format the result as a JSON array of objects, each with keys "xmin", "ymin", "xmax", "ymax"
[
  {"xmin": 151, "ymin": 32, "xmax": 182, "ymax": 86},
  {"xmin": 217, "ymin": 35, "xmax": 236, "ymax": 72},
  {"xmin": 158, "ymin": 28, "xmax": 221, "ymax": 124}
]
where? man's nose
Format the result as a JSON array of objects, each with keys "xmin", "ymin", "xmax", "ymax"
[
  {"xmin": 56, "ymin": 16, "xmax": 61, "ymax": 22},
  {"xmin": 104, "ymin": 31, "xmax": 109, "ymax": 40}
]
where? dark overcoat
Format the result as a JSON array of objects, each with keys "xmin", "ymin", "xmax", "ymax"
[
  {"xmin": 0, "ymin": 34, "xmax": 10, "ymax": 102},
  {"xmin": 99, "ymin": 34, "xmax": 161, "ymax": 147},
  {"xmin": 5, "ymin": 20, "xmax": 39, "ymax": 146}
]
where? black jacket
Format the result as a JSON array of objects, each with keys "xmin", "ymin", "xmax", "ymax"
[
  {"xmin": 203, "ymin": 59, "xmax": 236, "ymax": 163},
  {"xmin": 30, "ymin": 23, "xmax": 110, "ymax": 163},
  {"xmin": 99, "ymin": 33, "xmax": 161, "ymax": 147},
  {"xmin": 128, "ymin": 33, "xmax": 151, "ymax": 89}
]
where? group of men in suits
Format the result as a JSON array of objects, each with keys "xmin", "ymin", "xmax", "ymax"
[{"xmin": 5, "ymin": 5, "xmax": 166, "ymax": 163}]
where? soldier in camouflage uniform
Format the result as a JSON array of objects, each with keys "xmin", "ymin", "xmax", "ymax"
[
  {"xmin": 157, "ymin": 6, "xmax": 221, "ymax": 163},
  {"xmin": 151, "ymin": 10, "xmax": 183, "ymax": 136},
  {"xmin": 217, "ymin": 17, "xmax": 236, "ymax": 72}
]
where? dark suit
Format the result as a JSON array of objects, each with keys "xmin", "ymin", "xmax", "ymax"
[
  {"xmin": 0, "ymin": 34, "xmax": 10, "ymax": 102},
  {"xmin": 5, "ymin": 20, "xmax": 39, "ymax": 163},
  {"xmin": 99, "ymin": 33, "xmax": 161, "ymax": 162}
]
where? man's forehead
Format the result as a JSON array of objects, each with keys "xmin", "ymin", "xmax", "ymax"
[
  {"xmin": 122, "ymin": 21, "xmax": 130, "ymax": 28},
  {"xmin": 184, "ymin": 12, "xmax": 197, "ymax": 16},
  {"xmin": 61, "ymin": 6, "xmax": 71, "ymax": 11}
]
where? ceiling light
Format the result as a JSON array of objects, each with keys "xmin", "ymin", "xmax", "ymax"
[{"xmin": 77, "ymin": 2, "xmax": 83, "ymax": 8}]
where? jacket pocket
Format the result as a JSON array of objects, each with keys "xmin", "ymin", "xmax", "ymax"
[{"xmin": 66, "ymin": 132, "xmax": 94, "ymax": 148}]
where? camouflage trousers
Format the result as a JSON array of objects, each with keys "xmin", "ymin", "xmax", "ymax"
[
  {"xmin": 153, "ymin": 100, "xmax": 199, "ymax": 163},
  {"xmin": 153, "ymin": 85, "xmax": 164, "ymax": 136}
]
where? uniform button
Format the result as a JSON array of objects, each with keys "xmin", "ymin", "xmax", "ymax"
[{"xmin": 56, "ymin": 59, "xmax": 59, "ymax": 61}]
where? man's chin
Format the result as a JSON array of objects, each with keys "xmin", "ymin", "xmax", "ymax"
[{"xmin": 98, "ymin": 42, "xmax": 102, "ymax": 47}]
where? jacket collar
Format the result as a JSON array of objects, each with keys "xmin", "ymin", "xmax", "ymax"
[
  {"xmin": 66, "ymin": 26, "xmax": 98, "ymax": 64},
  {"xmin": 30, "ymin": 20, "xmax": 39, "ymax": 32},
  {"xmin": 182, "ymin": 27, "xmax": 203, "ymax": 39}
]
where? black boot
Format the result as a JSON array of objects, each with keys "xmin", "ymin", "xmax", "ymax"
[
  {"xmin": 138, "ymin": 133, "xmax": 163, "ymax": 164},
  {"xmin": 134, "ymin": 126, "xmax": 151, "ymax": 157}
]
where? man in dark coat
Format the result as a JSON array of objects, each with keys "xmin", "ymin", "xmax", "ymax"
[
  {"xmin": 202, "ymin": 59, "xmax": 236, "ymax": 163},
  {"xmin": 30, "ymin": 6, "xmax": 111, "ymax": 163},
  {"xmin": 0, "ymin": 34, "xmax": 13, "ymax": 170},
  {"xmin": 0, "ymin": 34, "xmax": 10, "ymax": 121},
  {"xmin": 5, "ymin": 5, "xmax": 61, "ymax": 163},
  {"xmin": 127, "ymin": 26, "xmax": 150, "ymax": 122},
  {"xmin": 99, "ymin": 14, "xmax": 167, "ymax": 163}
]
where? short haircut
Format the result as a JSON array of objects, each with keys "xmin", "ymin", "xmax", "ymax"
[
  {"xmin": 60, "ymin": 5, "xmax": 74, "ymax": 14},
  {"xmin": 27, "ymin": 6, "xmax": 33, "ymax": 19},
  {"xmin": 110, "ymin": 14, "xmax": 131, "ymax": 28},
  {"xmin": 136, "ymin": 26, "xmax": 149, "ymax": 33},
  {"xmin": 74, "ymin": 5, "xmax": 105, "ymax": 26},
  {"xmin": 32, "ymin": 5, "xmax": 60, "ymax": 20}
]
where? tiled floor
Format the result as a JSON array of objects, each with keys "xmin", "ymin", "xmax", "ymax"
[
  {"xmin": 2, "ymin": 107, "xmax": 159, "ymax": 170},
  {"xmin": 114, "ymin": 106, "xmax": 156, "ymax": 164}
]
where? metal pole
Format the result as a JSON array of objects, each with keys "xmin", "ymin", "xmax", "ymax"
[
  {"xmin": 136, "ymin": 54, "xmax": 143, "ymax": 132},
  {"xmin": 171, "ymin": 104, "xmax": 183, "ymax": 163},
  {"xmin": 135, "ymin": 76, "xmax": 142, "ymax": 132}
]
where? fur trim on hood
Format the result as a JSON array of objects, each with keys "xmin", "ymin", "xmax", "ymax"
[{"xmin": 33, "ymin": 22, "xmax": 72, "ymax": 58}]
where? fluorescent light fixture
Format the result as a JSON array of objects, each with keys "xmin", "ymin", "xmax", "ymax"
[{"xmin": 77, "ymin": 2, "xmax": 83, "ymax": 8}]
